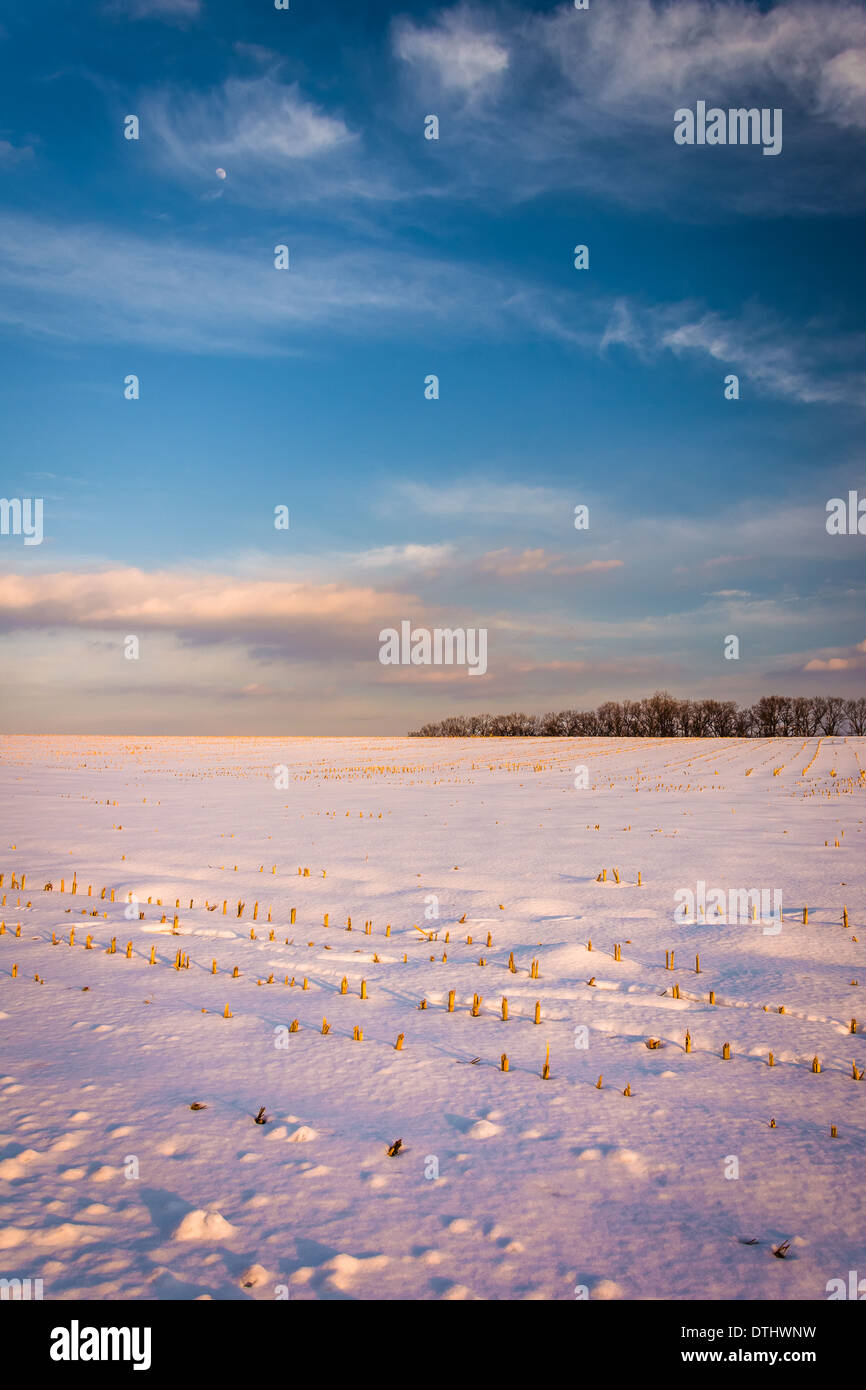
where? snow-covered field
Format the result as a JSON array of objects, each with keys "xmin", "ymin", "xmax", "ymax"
[{"xmin": 1, "ymin": 734, "xmax": 863, "ymax": 1301}]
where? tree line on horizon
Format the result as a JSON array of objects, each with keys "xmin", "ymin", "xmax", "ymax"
[{"xmin": 409, "ymin": 693, "xmax": 866, "ymax": 738}]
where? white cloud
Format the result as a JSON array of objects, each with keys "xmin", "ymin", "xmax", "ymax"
[
  {"xmin": 388, "ymin": 1, "xmax": 866, "ymax": 214},
  {"xmin": 804, "ymin": 655, "xmax": 853, "ymax": 670},
  {"xmin": 0, "ymin": 567, "xmax": 426, "ymax": 659},
  {"xmin": 0, "ymin": 213, "xmax": 578, "ymax": 355},
  {"xmin": 817, "ymin": 46, "xmax": 866, "ymax": 127},
  {"xmin": 602, "ymin": 298, "xmax": 866, "ymax": 406},
  {"xmin": 538, "ymin": 0, "xmax": 866, "ymax": 126},
  {"xmin": 600, "ymin": 301, "xmax": 644, "ymax": 354},
  {"xmin": 803, "ymin": 636, "xmax": 866, "ymax": 670},
  {"xmin": 348, "ymin": 544, "xmax": 457, "ymax": 572},
  {"xmin": 660, "ymin": 312, "xmax": 866, "ymax": 405},
  {"xmin": 145, "ymin": 76, "xmax": 354, "ymax": 182},
  {"xmin": 389, "ymin": 479, "xmax": 569, "ymax": 523},
  {"xmin": 393, "ymin": 9, "xmax": 509, "ymax": 93},
  {"xmin": 0, "ymin": 203, "xmax": 860, "ymax": 408}
]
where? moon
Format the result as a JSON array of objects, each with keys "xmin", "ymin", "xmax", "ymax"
[{"xmin": 215, "ymin": 168, "xmax": 227, "ymax": 180}]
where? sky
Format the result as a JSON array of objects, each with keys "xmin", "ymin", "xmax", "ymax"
[{"xmin": 0, "ymin": 0, "xmax": 865, "ymax": 734}]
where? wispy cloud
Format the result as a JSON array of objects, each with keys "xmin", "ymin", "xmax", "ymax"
[
  {"xmin": 602, "ymin": 298, "xmax": 866, "ymax": 406},
  {"xmin": 386, "ymin": 479, "xmax": 571, "ymax": 524},
  {"xmin": 658, "ymin": 311, "xmax": 866, "ymax": 406},
  {"xmin": 143, "ymin": 76, "xmax": 356, "ymax": 194},
  {"xmin": 104, "ymin": 0, "xmax": 201, "ymax": 22},
  {"xmin": 0, "ymin": 139, "xmax": 34, "ymax": 164},
  {"xmin": 478, "ymin": 549, "xmax": 624, "ymax": 578},
  {"xmin": 393, "ymin": 8, "xmax": 509, "ymax": 95},
  {"xmin": 0, "ymin": 213, "xmax": 581, "ymax": 354},
  {"xmin": 347, "ymin": 543, "xmax": 458, "ymax": 574},
  {"xmin": 390, "ymin": 0, "xmax": 866, "ymax": 213},
  {"xmin": 0, "ymin": 200, "xmax": 860, "ymax": 404},
  {"xmin": 536, "ymin": 0, "xmax": 866, "ymax": 126}
]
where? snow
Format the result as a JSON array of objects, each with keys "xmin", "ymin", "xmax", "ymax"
[
  {"xmin": 0, "ymin": 733, "xmax": 863, "ymax": 1300},
  {"xmin": 171, "ymin": 1209, "xmax": 237, "ymax": 1242}
]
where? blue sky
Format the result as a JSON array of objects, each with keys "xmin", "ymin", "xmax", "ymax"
[{"xmin": 1, "ymin": 0, "xmax": 865, "ymax": 733}]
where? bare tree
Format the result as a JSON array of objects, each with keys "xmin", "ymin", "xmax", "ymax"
[
  {"xmin": 815, "ymin": 695, "xmax": 846, "ymax": 734},
  {"xmin": 409, "ymin": 692, "xmax": 865, "ymax": 737},
  {"xmin": 791, "ymin": 696, "xmax": 820, "ymax": 735},
  {"xmin": 752, "ymin": 695, "xmax": 786, "ymax": 735},
  {"xmin": 845, "ymin": 697, "xmax": 866, "ymax": 735}
]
